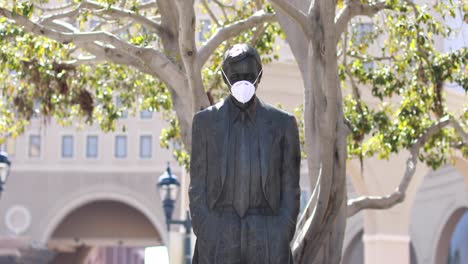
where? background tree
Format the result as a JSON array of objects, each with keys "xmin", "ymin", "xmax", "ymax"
[
  {"xmin": 272, "ymin": 0, "xmax": 467, "ymax": 263},
  {"xmin": 1, "ymin": 0, "xmax": 468, "ymax": 264},
  {"xmin": 0, "ymin": 0, "xmax": 281, "ymax": 166}
]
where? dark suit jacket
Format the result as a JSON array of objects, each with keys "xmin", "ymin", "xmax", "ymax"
[{"xmin": 189, "ymin": 96, "xmax": 301, "ymax": 262}]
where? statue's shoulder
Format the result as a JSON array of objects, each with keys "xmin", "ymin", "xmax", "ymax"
[
  {"xmin": 258, "ymin": 99, "xmax": 294, "ymax": 121},
  {"xmin": 194, "ymin": 98, "xmax": 226, "ymax": 121}
]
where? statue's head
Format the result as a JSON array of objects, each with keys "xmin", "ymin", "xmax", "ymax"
[{"xmin": 221, "ymin": 44, "xmax": 263, "ymax": 104}]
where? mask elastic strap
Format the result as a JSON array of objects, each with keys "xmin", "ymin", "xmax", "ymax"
[
  {"xmin": 221, "ymin": 69, "xmax": 232, "ymax": 87},
  {"xmin": 253, "ymin": 68, "xmax": 263, "ymax": 85}
]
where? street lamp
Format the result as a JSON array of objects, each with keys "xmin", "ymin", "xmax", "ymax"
[
  {"xmin": 0, "ymin": 151, "xmax": 11, "ymax": 199},
  {"xmin": 157, "ymin": 162, "xmax": 192, "ymax": 264}
]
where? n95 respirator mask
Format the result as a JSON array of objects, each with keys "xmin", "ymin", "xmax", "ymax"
[{"xmin": 221, "ymin": 69, "xmax": 263, "ymax": 104}]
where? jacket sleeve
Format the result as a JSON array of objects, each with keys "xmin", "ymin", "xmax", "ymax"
[
  {"xmin": 188, "ymin": 112, "xmax": 210, "ymax": 237},
  {"xmin": 279, "ymin": 114, "xmax": 301, "ymax": 241}
]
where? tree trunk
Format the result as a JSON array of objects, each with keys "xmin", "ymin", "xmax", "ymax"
[{"xmin": 274, "ymin": 1, "xmax": 348, "ymax": 263}]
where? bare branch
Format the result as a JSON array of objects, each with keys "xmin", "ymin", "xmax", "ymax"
[
  {"xmin": 0, "ymin": 7, "xmax": 186, "ymax": 96},
  {"xmin": 174, "ymin": 0, "xmax": 209, "ymax": 112},
  {"xmin": 201, "ymin": 0, "xmax": 221, "ymax": 26},
  {"xmin": 347, "ymin": 116, "xmax": 468, "ymax": 217},
  {"xmin": 90, "ymin": 20, "xmax": 105, "ymax": 32},
  {"xmin": 139, "ymin": 1, "xmax": 158, "ymax": 10},
  {"xmin": 253, "ymin": 0, "xmax": 262, "ymax": 10},
  {"xmin": 269, "ymin": 0, "xmax": 310, "ymax": 36},
  {"xmin": 213, "ymin": 0, "xmax": 235, "ymax": 9},
  {"xmin": 81, "ymin": 0, "xmax": 169, "ymax": 39},
  {"xmin": 38, "ymin": 3, "xmax": 82, "ymax": 25},
  {"xmin": 119, "ymin": 0, "xmax": 127, "ymax": 8},
  {"xmin": 33, "ymin": 3, "xmax": 75, "ymax": 12},
  {"xmin": 250, "ymin": 23, "xmax": 266, "ymax": 46},
  {"xmin": 44, "ymin": 20, "xmax": 154, "ymax": 71},
  {"xmin": 61, "ymin": 56, "xmax": 100, "ymax": 66},
  {"xmin": 110, "ymin": 21, "xmax": 134, "ymax": 34},
  {"xmin": 308, "ymin": 0, "xmax": 318, "ymax": 18},
  {"xmin": 174, "ymin": 0, "xmax": 197, "ymax": 67},
  {"xmin": 197, "ymin": 10, "xmax": 276, "ymax": 68},
  {"xmin": 335, "ymin": 0, "xmax": 390, "ymax": 40},
  {"xmin": 342, "ymin": 30, "xmax": 362, "ymax": 102},
  {"xmin": 348, "ymin": 54, "xmax": 396, "ymax": 61}
]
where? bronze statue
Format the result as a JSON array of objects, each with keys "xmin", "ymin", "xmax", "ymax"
[{"xmin": 189, "ymin": 43, "xmax": 301, "ymax": 264}]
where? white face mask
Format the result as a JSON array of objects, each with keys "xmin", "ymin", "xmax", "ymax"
[{"xmin": 222, "ymin": 69, "xmax": 263, "ymax": 104}]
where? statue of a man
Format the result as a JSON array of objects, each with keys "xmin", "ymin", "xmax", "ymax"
[{"xmin": 189, "ymin": 43, "xmax": 301, "ymax": 264}]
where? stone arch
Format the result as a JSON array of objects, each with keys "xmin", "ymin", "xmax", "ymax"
[
  {"xmin": 342, "ymin": 230, "xmax": 364, "ymax": 264},
  {"xmin": 39, "ymin": 185, "xmax": 168, "ymax": 247},
  {"xmin": 434, "ymin": 207, "xmax": 468, "ymax": 264},
  {"xmin": 409, "ymin": 164, "xmax": 468, "ymax": 264}
]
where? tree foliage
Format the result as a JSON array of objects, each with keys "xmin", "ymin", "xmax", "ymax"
[
  {"xmin": 291, "ymin": 0, "xmax": 468, "ymax": 171},
  {"xmin": 341, "ymin": 0, "xmax": 468, "ymax": 170},
  {"xmin": 0, "ymin": 0, "xmax": 282, "ymax": 168}
]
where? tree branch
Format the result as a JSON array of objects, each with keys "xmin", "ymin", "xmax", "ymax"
[
  {"xmin": 139, "ymin": 1, "xmax": 158, "ymax": 10},
  {"xmin": 197, "ymin": 10, "xmax": 276, "ymax": 68},
  {"xmin": 250, "ymin": 23, "xmax": 266, "ymax": 46},
  {"xmin": 174, "ymin": 0, "xmax": 210, "ymax": 112},
  {"xmin": 38, "ymin": 3, "xmax": 82, "ymax": 25},
  {"xmin": 33, "ymin": 2, "xmax": 75, "ymax": 12},
  {"xmin": 61, "ymin": 56, "xmax": 100, "ymax": 66},
  {"xmin": 110, "ymin": 21, "xmax": 134, "ymax": 34},
  {"xmin": 347, "ymin": 116, "xmax": 468, "ymax": 217},
  {"xmin": 335, "ymin": 0, "xmax": 390, "ymax": 40},
  {"xmin": 81, "ymin": 0, "xmax": 168, "ymax": 39},
  {"xmin": 212, "ymin": 0, "xmax": 235, "ymax": 9},
  {"xmin": 201, "ymin": 0, "xmax": 221, "ymax": 26},
  {"xmin": 0, "ymin": 7, "xmax": 187, "ymax": 97},
  {"xmin": 269, "ymin": 0, "xmax": 310, "ymax": 36}
]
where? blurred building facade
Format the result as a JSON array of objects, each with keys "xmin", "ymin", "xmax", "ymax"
[{"xmin": 0, "ymin": 0, "xmax": 467, "ymax": 264}]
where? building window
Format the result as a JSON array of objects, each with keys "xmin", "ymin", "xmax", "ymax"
[
  {"xmin": 199, "ymin": 19, "xmax": 211, "ymax": 42},
  {"xmin": 86, "ymin": 135, "xmax": 98, "ymax": 158},
  {"xmin": 115, "ymin": 96, "xmax": 128, "ymax": 119},
  {"xmin": 354, "ymin": 22, "xmax": 375, "ymax": 71},
  {"xmin": 115, "ymin": 135, "xmax": 127, "ymax": 158},
  {"xmin": 355, "ymin": 22, "xmax": 374, "ymax": 42},
  {"xmin": 140, "ymin": 135, "xmax": 152, "ymax": 159},
  {"xmin": 29, "ymin": 135, "xmax": 41, "ymax": 158},
  {"xmin": 363, "ymin": 61, "xmax": 374, "ymax": 71},
  {"xmin": 61, "ymin": 135, "xmax": 74, "ymax": 158},
  {"xmin": 140, "ymin": 110, "xmax": 153, "ymax": 119}
]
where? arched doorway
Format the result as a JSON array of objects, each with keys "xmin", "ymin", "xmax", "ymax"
[
  {"xmin": 47, "ymin": 200, "xmax": 163, "ymax": 264},
  {"xmin": 435, "ymin": 208, "xmax": 468, "ymax": 264},
  {"xmin": 342, "ymin": 230, "xmax": 363, "ymax": 264},
  {"xmin": 447, "ymin": 211, "xmax": 468, "ymax": 264}
]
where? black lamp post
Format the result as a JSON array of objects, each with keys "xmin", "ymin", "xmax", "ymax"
[
  {"xmin": 157, "ymin": 162, "xmax": 192, "ymax": 264},
  {"xmin": 0, "ymin": 151, "xmax": 11, "ymax": 199}
]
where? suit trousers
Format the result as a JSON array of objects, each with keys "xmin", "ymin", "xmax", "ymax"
[{"xmin": 193, "ymin": 208, "xmax": 294, "ymax": 264}]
